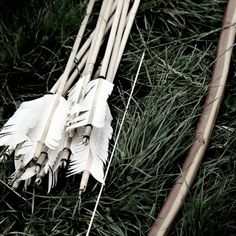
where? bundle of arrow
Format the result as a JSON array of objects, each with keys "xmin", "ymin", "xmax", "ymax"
[{"xmin": 0, "ymin": 0, "xmax": 141, "ymax": 193}]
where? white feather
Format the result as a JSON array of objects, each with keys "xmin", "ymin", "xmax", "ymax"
[
  {"xmin": 0, "ymin": 94, "xmax": 70, "ymax": 172},
  {"xmin": 18, "ymin": 166, "xmax": 37, "ymax": 180},
  {"xmin": 67, "ymin": 79, "xmax": 113, "ymax": 130},
  {"xmin": 44, "ymin": 97, "xmax": 70, "ymax": 149},
  {"xmin": 0, "ymin": 145, "xmax": 15, "ymax": 163},
  {"xmin": 45, "ymin": 137, "xmax": 67, "ymax": 193},
  {"xmin": 14, "ymin": 139, "xmax": 37, "ymax": 169},
  {"xmin": 67, "ymin": 75, "xmax": 89, "ymax": 104},
  {"xmin": 0, "ymin": 96, "xmax": 45, "ymax": 147},
  {"xmin": 24, "ymin": 178, "xmax": 32, "ymax": 191},
  {"xmin": 44, "ymin": 127, "xmax": 67, "ymax": 174},
  {"xmin": 27, "ymin": 94, "xmax": 59, "ymax": 143},
  {"xmin": 67, "ymin": 107, "xmax": 113, "ymax": 183},
  {"xmin": 48, "ymin": 168, "xmax": 60, "ymax": 193},
  {"xmin": 0, "ymin": 94, "xmax": 68, "ymax": 150},
  {"xmin": 44, "ymin": 149, "xmax": 61, "ymax": 174}
]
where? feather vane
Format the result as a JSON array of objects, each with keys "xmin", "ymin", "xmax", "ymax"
[
  {"xmin": 0, "ymin": 96, "xmax": 45, "ymax": 147},
  {"xmin": 67, "ymin": 78, "xmax": 113, "ymax": 130},
  {"xmin": 68, "ymin": 107, "xmax": 113, "ymax": 183}
]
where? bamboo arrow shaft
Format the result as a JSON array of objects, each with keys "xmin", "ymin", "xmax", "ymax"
[
  {"xmin": 77, "ymin": 0, "xmax": 114, "ymax": 192},
  {"xmin": 62, "ymin": 10, "xmax": 117, "ymax": 95},
  {"xmin": 106, "ymin": 0, "xmax": 130, "ymax": 81},
  {"xmin": 57, "ymin": 0, "xmax": 96, "ymax": 95},
  {"xmin": 112, "ymin": 0, "xmax": 141, "ymax": 82},
  {"xmin": 149, "ymin": 1, "xmax": 236, "ymax": 235},
  {"xmin": 33, "ymin": 0, "xmax": 96, "ymax": 158},
  {"xmin": 50, "ymin": 4, "xmax": 117, "ymax": 94},
  {"xmin": 100, "ymin": 0, "xmax": 124, "ymax": 77},
  {"xmin": 83, "ymin": 0, "xmax": 113, "ymax": 82},
  {"xmin": 58, "ymin": 1, "xmax": 116, "ymax": 170}
]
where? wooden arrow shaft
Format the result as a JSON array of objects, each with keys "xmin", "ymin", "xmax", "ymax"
[{"xmin": 57, "ymin": 0, "xmax": 96, "ymax": 95}]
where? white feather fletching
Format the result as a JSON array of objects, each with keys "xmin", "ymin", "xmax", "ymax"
[
  {"xmin": 44, "ymin": 97, "xmax": 70, "ymax": 149},
  {"xmin": 0, "ymin": 96, "xmax": 45, "ymax": 147},
  {"xmin": 67, "ymin": 75, "xmax": 89, "ymax": 104},
  {"xmin": 24, "ymin": 178, "xmax": 32, "ymax": 190},
  {"xmin": 67, "ymin": 107, "xmax": 113, "ymax": 183},
  {"xmin": 0, "ymin": 94, "xmax": 70, "ymax": 170},
  {"xmin": 0, "ymin": 94, "xmax": 68, "ymax": 148},
  {"xmin": 44, "ymin": 148, "xmax": 62, "ymax": 175},
  {"xmin": 44, "ymin": 132, "xmax": 67, "ymax": 192},
  {"xmin": 18, "ymin": 166, "xmax": 37, "ymax": 180},
  {"xmin": 48, "ymin": 169, "xmax": 59, "ymax": 193},
  {"xmin": 47, "ymin": 152, "xmax": 63, "ymax": 192},
  {"xmin": 66, "ymin": 79, "xmax": 113, "ymax": 131},
  {"xmin": 27, "ymin": 94, "xmax": 61, "ymax": 143},
  {"xmin": 14, "ymin": 139, "xmax": 37, "ymax": 169}
]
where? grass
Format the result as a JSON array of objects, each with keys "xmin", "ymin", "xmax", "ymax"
[{"xmin": 0, "ymin": 0, "xmax": 236, "ymax": 235}]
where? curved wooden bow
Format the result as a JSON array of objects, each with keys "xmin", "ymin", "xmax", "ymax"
[{"xmin": 149, "ymin": 0, "xmax": 236, "ymax": 235}]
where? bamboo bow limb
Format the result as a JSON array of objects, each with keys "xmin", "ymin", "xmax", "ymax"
[{"xmin": 149, "ymin": 0, "xmax": 236, "ymax": 235}]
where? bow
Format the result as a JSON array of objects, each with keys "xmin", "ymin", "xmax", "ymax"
[{"xmin": 149, "ymin": 0, "xmax": 236, "ymax": 235}]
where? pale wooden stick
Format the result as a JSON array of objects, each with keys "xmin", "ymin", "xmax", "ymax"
[
  {"xmin": 79, "ymin": 0, "xmax": 140, "ymax": 193},
  {"xmin": 82, "ymin": 0, "xmax": 108, "ymax": 79},
  {"xmin": 75, "ymin": 2, "xmax": 116, "ymax": 70},
  {"xmin": 149, "ymin": 1, "xmax": 236, "ymax": 235},
  {"xmin": 50, "ymin": 3, "xmax": 117, "ymax": 94},
  {"xmin": 111, "ymin": 0, "xmax": 141, "ymax": 82},
  {"xmin": 82, "ymin": 0, "xmax": 114, "ymax": 84},
  {"xmin": 106, "ymin": 0, "xmax": 130, "ymax": 81},
  {"xmin": 56, "ymin": 0, "xmax": 96, "ymax": 95},
  {"xmin": 99, "ymin": 0, "xmax": 124, "ymax": 77},
  {"xmin": 62, "ymin": 50, "xmax": 88, "ymax": 95},
  {"xmin": 62, "ymin": 11, "xmax": 117, "ymax": 95}
]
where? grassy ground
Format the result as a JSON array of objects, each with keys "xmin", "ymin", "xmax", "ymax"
[{"xmin": 0, "ymin": 0, "xmax": 236, "ymax": 235}]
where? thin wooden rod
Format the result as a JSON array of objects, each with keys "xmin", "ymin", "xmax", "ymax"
[
  {"xmin": 83, "ymin": 0, "xmax": 114, "ymax": 83},
  {"xmin": 99, "ymin": 0, "xmax": 124, "ymax": 77},
  {"xmin": 57, "ymin": 0, "xmax": 96, "ymax": 95},
  {"xmin": 106, "ymin": 0, "xmax": 130, "ymax": 81},
  {"xmin": 112, "ymin": 0, "xmax": 141, "ymax": 82},
  {"xmin": 51, "ymin": 9, "xmax": 116, "ymax": 94}
]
